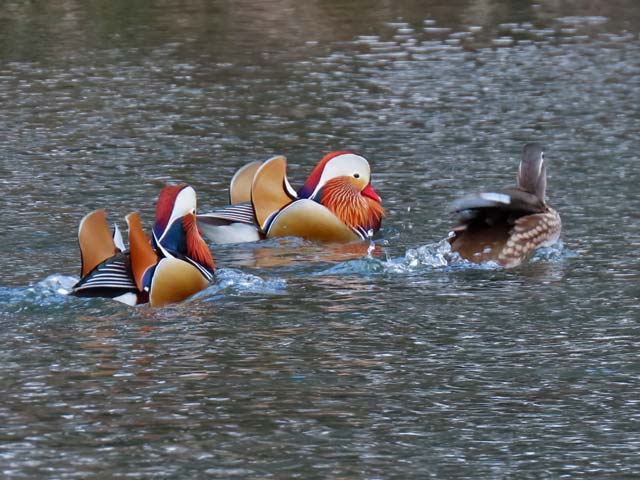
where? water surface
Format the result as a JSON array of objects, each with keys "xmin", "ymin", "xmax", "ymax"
[{"xmin": 1, "ymin": 0, "xmax": 639, "ymax": 478}]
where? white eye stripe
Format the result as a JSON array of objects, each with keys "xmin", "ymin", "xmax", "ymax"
[
  {"xmin": 312, "ymin": 154, "xmax": 371, "ymax": 197},
  {"xmin": 160, "ymin": 186, "xmax": 197, "ymax": 241}
]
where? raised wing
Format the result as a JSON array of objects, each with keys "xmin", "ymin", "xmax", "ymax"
[
  {"xmin": 126, "ymin": 212, "xmax": 158, "ymax": 291},
  {"xmin": 77, "ymin": 209, "xmax": 121, "ymax": 276},
  {"xmin": 251, "ymin": 156, "xmax": 297, "ymax": 230},
  {"xmin": 230, "ymin": 161, "xmax": 262, "ymax": 205}
]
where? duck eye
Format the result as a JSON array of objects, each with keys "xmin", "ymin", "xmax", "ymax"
[{"xmin": 353, "ymin": 173, "xmax": 360, "ymax": 179}]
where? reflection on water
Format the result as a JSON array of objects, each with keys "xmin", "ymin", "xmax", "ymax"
[{"xmin": 1, "ymin": 0, "xmax": 640, "ymax": 478}]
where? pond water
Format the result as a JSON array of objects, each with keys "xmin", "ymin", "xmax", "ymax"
[{"xmin": 1, "ymin": 0, "xmax": 639, "ymax": 477}]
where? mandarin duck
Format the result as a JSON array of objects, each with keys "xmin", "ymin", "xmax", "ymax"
[
  {"xmin": 448, "ymin": 143, "xmax": 561, "ymax": 268},
  {"xmin": 71, "ymin": 185, "xmax": 215, "ymax": 306},
  {"xmin": 198, "ymin": 151, "xmax": 385, "ymax": 244}
]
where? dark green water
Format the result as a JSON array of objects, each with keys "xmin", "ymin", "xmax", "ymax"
[{"xmin": 1, "ymin": 1, "xmax": 639, "ymax": 477}]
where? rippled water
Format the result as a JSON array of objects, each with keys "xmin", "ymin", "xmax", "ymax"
[{"xmin": 1, "ymin": 1, "xmax": 639, "ymax": 477}]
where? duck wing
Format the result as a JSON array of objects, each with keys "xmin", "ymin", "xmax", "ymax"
[
  {"xmin": 229, "ymin": 161, "xmax": 263, "ymax": 205},
  {"xmin": 451, "ymin": 188, "xmax": 545, "ymax": 216},
  {"xmin": 70, "ymin": 252, "xmax": 141, "ymax": 305}
]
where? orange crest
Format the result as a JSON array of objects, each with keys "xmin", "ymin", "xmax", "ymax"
[
  {"xmin": 182, "ymin": 214, "xmax": 215, "ymax": 270},
  {"xmin": 298, "ymin": 150, "xmax": 355, "ymax": 199}
]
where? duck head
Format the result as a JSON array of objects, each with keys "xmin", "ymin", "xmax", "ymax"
[
  {"xmin": 518, "ymin": 143, "xmax": 547, "ymax": 201},
  {"xmin": 297, "ymin": 151, "xmax": 385, "ymax": 234},
  {"xmin": 152, "ymin": 185, "xmax": 215, "ymax": 270}
]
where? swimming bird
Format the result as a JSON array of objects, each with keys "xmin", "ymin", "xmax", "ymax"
[
  {"xmin": 198, "ymin": 151, "xmax": 385, "ymax": 244},
  {"xmin": 448, "ymin": 143, "xmax": 561, "ymax": 268},
  {"xmin": 71, "ymin": 185, "xmax": 215, "ymax": 306}
]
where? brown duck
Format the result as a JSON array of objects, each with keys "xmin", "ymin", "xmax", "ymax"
[{"xmin": 449, "ymin": 143, "xmax": 561, "ymax": 268}]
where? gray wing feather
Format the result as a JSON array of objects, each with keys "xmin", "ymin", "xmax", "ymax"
[{"xmin": 451, "ymin": 189, "xmax": 544, "ymax": 214}]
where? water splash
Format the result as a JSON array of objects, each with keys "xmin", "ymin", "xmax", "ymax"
[
  {"xmin": 1, "ymin": 270, "xmax": 285, "ymax": 310},
  {"xmin": 529, "ymin": 241, "xmax": 575, "ymax": 263},
  {"xmin": 0, "ymin": 274, "xmax": 77, "ymax": 306},
  {"xmin": 319, "ymin": 239, "xmax": 573, "ymax": 276},
  {"xmin": 318, "ymin": 239, "xmax": 472, "ymax": 275},
  {"xmin": 386, "ymin": 239, "xmax": 495, "ymax": 273},
  {"xmin": 0, "ymin": 275, "xmax": 79, "ymax": 318},
  {"xmin": 195, "ymin": 268, "xmax": 287, "ymax": 301},
  {"xmin": 1, "ymin": 242, "xmax": 570, "ymax": 309}
]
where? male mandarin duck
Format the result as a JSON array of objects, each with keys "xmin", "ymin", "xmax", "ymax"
[
  {"xmin": 198, "ymin": 151, "xmax": 385, "ymax": 244},
  {"xmin": 71, "ymin": 185, "xmax": 215, "ymax": 306},
  {"xmin": 448, "ymin": 143, "xmax": 561, "ymax": 268}
]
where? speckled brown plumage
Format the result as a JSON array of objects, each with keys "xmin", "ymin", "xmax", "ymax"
[{"xmin": 449, "ymin": 144, "xmax": 561, "ymax": 268}]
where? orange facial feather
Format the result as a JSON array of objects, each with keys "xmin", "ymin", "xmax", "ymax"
[
  {"xmin": 182, "ymin": 213, "xmax": 215, "ymax": 270},
  {"xmin": 321, "ymin": 177, "xmax": 385, "ymax": 233}
]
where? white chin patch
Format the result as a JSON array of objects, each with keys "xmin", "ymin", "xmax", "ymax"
[{"xmin": 480, "ymin": 192, "xmax": 511, "ymax": 204}]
